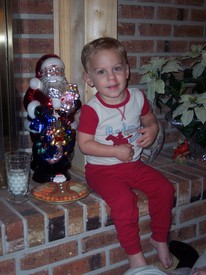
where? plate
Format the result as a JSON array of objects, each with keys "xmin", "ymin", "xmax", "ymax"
[{"xmin": 30, "ymin": 180, "xmax": 90, "ymax": 204}]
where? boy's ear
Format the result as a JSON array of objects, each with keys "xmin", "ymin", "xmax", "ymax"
[
  {"xmin": 83, "ymin": 72, "xmax": 94, "ymax": 87},
  {"xmin": 126, "ymin": 64, "xmax": 130, "ymax": 79}
]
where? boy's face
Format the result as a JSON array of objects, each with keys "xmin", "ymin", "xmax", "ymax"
[{"xmin": 84, "ymin": 49, "xmax": 129, "ymax": 104}]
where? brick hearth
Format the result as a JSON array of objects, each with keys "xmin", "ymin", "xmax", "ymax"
[{"xmin": 0, "ymin": 149, "xmax": 206, "ymax": 275}]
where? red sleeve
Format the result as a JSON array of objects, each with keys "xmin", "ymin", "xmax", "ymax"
[
  {"xmin": 78, "ymin": 105, "xmax": 99, "ymax": 135},
  {"xmin": 141, "ymin": 92, "xmax": 151, "ymax": 116}
]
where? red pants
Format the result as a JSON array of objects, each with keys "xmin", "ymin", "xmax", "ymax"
[{"xmin": 85, "ymin": 160, "xmax": 175, "ymax": 255}]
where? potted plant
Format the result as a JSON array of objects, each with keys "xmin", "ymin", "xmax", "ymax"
[{"xmin": 139, "ymin": 44, "xmax": 206, "ymax": 160}]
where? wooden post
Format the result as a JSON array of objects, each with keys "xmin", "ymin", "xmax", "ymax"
[{"xmin": 54, "ymin": 0, "xmax": 117, "ymax": 171}]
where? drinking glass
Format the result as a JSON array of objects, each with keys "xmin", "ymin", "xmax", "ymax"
[{"xmin": 5, "ymin": 151, "xmax": 31, "ymax": 203}]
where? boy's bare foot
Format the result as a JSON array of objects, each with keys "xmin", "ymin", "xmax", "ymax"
[
  {"xmin": 150, "ymin": 237, "xmax": 172, "ymax": 269},
  {"xmin": 128, "ymin": 251, "xmax": 147, "ymax": 268}
]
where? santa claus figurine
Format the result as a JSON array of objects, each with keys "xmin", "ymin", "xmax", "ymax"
[{"xmin": 24, "ymin": 54, "xmax": 81, "ymax": 183}]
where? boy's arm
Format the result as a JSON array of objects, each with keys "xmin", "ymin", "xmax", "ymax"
[
  {"xmin": 136, "ymin": 111, "xmax": 159, "ymax": 148},
  {"xmin": 77, "ymin": 131, "xmax": 134, "ymax": 163}
]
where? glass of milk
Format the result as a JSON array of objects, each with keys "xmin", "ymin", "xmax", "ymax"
[{"xmin": 5, "ymin": 151, "xmax": 31, "ymax": 203}]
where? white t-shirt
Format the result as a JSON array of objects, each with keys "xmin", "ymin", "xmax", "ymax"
[{"xmin": 78, "ymin": 88, "xmax": 150, "ymax": 165}]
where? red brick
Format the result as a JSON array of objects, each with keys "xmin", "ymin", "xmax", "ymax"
[
  {"xmin": 136, "ymin": 191, "xmax": 149, "ymax": 216},
  {"xmin": 33, "ymin": 205, "xmax": 64, "ymax": 242},
  {"xmin": 170, "ymin": 224, "xmax": 196, "ymax": 240},
  {"xmin": 63, "ymin": 202, "xmax": 84, "ymax": 236},
  {"xmin": 121, "ymin": 40, "xmax": 154, "ymax": 53},
  {"xmin": 29, "ymin": 197, "xmax": 65, "ymax": 219},
  {"xmin": 179, "ymin": 200, "xmax": 206, "ymax": 223},
  {"xmin": 110, "ymin": 246, "xmax": 127, "ymax": 264},
  {"xmin": 14, "ymin": 58, "xmax": 39, "ymax": 74},
  {"xmin": 141, "ymin": 237, "xmax": 153, "ymax": 254},
  {"xmin": 173, "ymin": 0, "xmax": 204, "ymax": 5},
  {"xmin": 29, "ymin": 270, "xmax": 49, "ymax": 275},
  {"xmin": 129, "ymin": 72, "xmax": 139, "ymax": 86},
  {"xmin": 0, "ymin": 201, "xmax": 24, "ymax": 253},
  {"xmin": 199, "ymin": 220, "xmax": 206, "ymax": 236},
  {"xmin": 191, "ymin": 179, "xmax": 203, "ymax": 201},
  {"xmin": 0, "ymin": 259, "xmax": 16, "ymax": 275},
  {"xmin": 172, "ymin": 176, "xmax": 190, "ymax": 206},
  {"xmin": 82, "ymin": 230, "xmax": 118, "ymax": 253},
  {"xmin": 21, "ymin": 241, "xmax": 78, "ymax": 270},
  {"xmin": 118, "ymin": 5, "xmax": 154, "ymax": 19},
  {"xmin": 128, "ymin": 56, "xmax": 137, "ymax": 69},
  {"xmin": 104, "ymin": 203, "xmax": 113, "ymax": 226},
  {"xmin": 139, "ymin": 217, "xmax": 151, "ymax": 235},
  {"xmin": 156, "ymin": 40, "xmax": 189, "ymax": 53},
  {"xmin": 13, "ymin": 0, "xmax": 53, "ymax": 14},
  {"xmin": 118, "ymin": 23, "xmax": 135, "ymax": 36},
  {"xmin": 13, "ymin": 19, "xmax": 53, "ymax": 34},
  {"xmin": 139, "ymin": 24, "xmax": 172, "ymax": 36},
  {"xmin": 13, "ymin": 38, "xmax": 54, "ymax": 54},
  {"xmin": 189, "ymin": 236, "xmax": 206, "ymax": 253},
  {"xmin": 80, "ymin": 196, "xmax": 101, "ymax": 230},
  {"xmin": 83, "ymin": 196, "xmax": 101, "ymax": 220},
  {"xmin": 15, "ymin": 78, "xmax": 31, "ymax": 93},
  {"xmin": 183, "ymin": 161, "xmax": 206, "ymax": 177},
  {"xmin": 191, "ymin": 9, "xmax": 206, "ymax": 21},
  {"xmin": 11, "ymin": 202, "xmax": 45, "ymax": 247},
  {"xmin": 157, "ymin": 7, "xmax": 188, "ymax": 20},
  {"xmin": 174, "ymin": 25, "xmax": 204, "ymax": 37},
  {"xmin": 53, "ymin": 253, "xmax": 106, "ymax": 275}
]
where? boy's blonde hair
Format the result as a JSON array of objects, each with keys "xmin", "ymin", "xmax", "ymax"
[{"xmin": 81, "ymin": 37, "xmax": 128, "ymax": 72}]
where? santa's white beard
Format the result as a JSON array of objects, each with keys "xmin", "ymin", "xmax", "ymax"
[{"xmin": 41, "ymin": 76, "xmax": 68, "ymax": 97}]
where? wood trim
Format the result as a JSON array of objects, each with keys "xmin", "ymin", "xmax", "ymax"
[{"xmin": 53, "ymin": 0, "xmax": 72, "ymax": 80}]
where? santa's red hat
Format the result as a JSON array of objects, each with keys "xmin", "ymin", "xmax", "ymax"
[{"xmin": 35, "ymin": 54, "xmax": 64, "ymax": 79}]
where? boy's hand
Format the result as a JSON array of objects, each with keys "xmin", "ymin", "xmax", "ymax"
[
  {"xmin": 114, "ymin": 144, "xmax": 134, "ymax": 163},
  {"xmin": 137, "ymin": 112, "xmax": 159, "ymax": 148},
  {"xmin": 136, "ymin": 124, "xmax": 157, "ymax": 148}
]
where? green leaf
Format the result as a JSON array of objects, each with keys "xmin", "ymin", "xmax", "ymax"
[
  {"xmin": 201, "ymin": 51, "xmax": 206, "ymax": 66},
  {"xmin": 196, "ymin": 92, "xmax": 206, "ymax": 103},
  {"xmin": 139, "ymin": 73, "xmax": 152, "ymax": 84},
  {"xmin": 172, "ymin": 104, "xmax": 185, "ymax": 118},
  {"xmin": 155, "ymin": 79, "xmax": 165, "ymax": 94},
  {"xmin": 181, "ymin": 101, "xmax": 195, "ymax": 108},
  {"xmin": 180, "ymin": 94, "xmax": 192, "ymax": 102},
  {"xmin": 146, "ymin": 83, "xmax": 156, "ymax": 103},
  {"xmin": 162, "ymin": 59, "xmax": 183, "ymax": 73},
  {"xmin": 185, "ymin": 44, "xmax": 204, "ymax": 58},
  {"xmin": 181, "ymin": 110, "xmax": 194, "ymax": 126},
  {"xmin": 195, "ymin": 107, "xmax": 206, "ymax": 124},
  {"xmin": 150, "ymin": 57, "xmax": 166, "ymax": 70},
  {"xmin": 139, "ymin": 64, "xmax": 153, "ymax": 75},
  {"xmin": 192, "ymin": 63, "xmax": 205, "ymax": 78}
]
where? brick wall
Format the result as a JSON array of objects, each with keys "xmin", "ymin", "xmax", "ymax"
[
  {"xmin": 13, "ymin": 0, "xmax": 54, "ymax": 93},
  {"xmin": 13, "ymin": 0, "xmax": 206, "ymax": 151},
  {"xmin": 12, "ymin": 0, "xmax": 54, "ymax": 152},
  {"xmin": 117, "ymin": 0, "xmax": 206, "ymax": 146}
]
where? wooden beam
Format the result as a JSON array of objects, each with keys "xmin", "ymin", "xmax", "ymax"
[{"xmin": 53, "ymin": 0, "xmax": 117, "ymax": 171}]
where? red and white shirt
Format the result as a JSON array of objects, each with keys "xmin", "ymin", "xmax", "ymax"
[{"xmin": 78, "ymin": 88, "xmax": 150, "ymax": 165}]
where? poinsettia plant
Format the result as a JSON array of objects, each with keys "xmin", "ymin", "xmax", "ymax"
[{"xmin": 139, "ymin": 44, "xmax": 206, "ymax": 128}]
